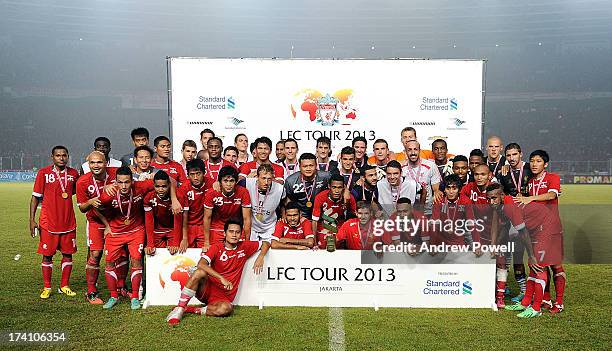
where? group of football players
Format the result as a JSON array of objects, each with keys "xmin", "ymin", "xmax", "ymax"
[{"xmin": 28, "ymin": 126, "xmax": 566, "ymax": 324}]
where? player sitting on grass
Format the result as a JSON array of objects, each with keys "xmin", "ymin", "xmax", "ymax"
[{"xmin": 166, "ymin": 219, "xmax": 270, "ymax": 325}]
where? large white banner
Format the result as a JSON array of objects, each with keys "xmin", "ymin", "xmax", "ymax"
[
  {"xmin": 146, "ymin": 249, "xmax": 495, "ymax": 309},
  {"xmin": 168, "ymin": 58, "xmax": 484, "ymax": 160}
]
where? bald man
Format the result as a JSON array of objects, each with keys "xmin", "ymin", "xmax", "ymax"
[
  {"xmin": 401, "ymin": 140, "xmax": 443, "ymax": 215},
  {"xmin": 486, "ymin": 136, "xmax": 506, "ymax": 178}
]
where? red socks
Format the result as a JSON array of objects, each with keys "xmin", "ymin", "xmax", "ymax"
[
  {"xmin": 105, "ymin": 267, "xmax": 119, "ymax": 298},
  {"xmin": 41, "ymin": 260, "xmax": 53, "ymax": 289},
  {"xmin": 60, "ymin": 257, "xmax": 73, "ymax": 288},
  {"xmin": 552, "ymin": 265, "xmax": 566, "ymax": 305},
  {"xmin": 130, "ymin": 268, "xmax": 142, "ymax": 299}
]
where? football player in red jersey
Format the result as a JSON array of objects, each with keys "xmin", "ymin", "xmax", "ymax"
[
  {"xmin": 514, "ymin": 150, "xmax": 566, "ymax": 314},
  {"xmin": 30, "ymin": 145, "xmax": 80, "ymax": 299},
  {"xmin": 336, "ymin": 201, "xmax": 383, "ymax": 250},
  {"xmin": 178, "ymin": 159, "xmax": 213, "ymax": 249},
  {"xmin": 311, "ymin": 174, "xmax": 357, "ymax": 249},
  {"xmin": 204, "ymin": 137, "xmax": 238, "ymax": 183},
  {"xmin": 430, "ymin": 174, "xmax": 476, "ymax": 248},
  {"xmin": 203, "ymin": 166, "xmax": 252, "ymax": 249},
  {"xmin": 76, "ymin": 151, "xmax": 119, "ymax": 304},
  {"xmin": 151, "ymin": 136, "xmax": 188, "ymax": 185},
  {"xmin": 238, "ymin": 136, "xmax": 285, "ymax": 184},
  {"xmin": 487, "ymin": 183, "xmax": 562, "ymax": 318},
  {"xmin": 98, "ymin": 166, "xmax": 180, "ymax": 310},
  {"xmin": 166, "ymin": 219, "xmax": 270, "ymax": 325},
  {"xmin": 223, "ymin": 146, "xmax": 239, "ymax": 167},
  {"xmin": 179, "ymin": 140, "xmax": 198, "ymax": 175},
  {"xmin": 271, "ymin": 202, "xmax": 314, "ymax": 249},
  {"xmin": 451, "ymin": 155, "xmax": 470, "ymax": 187},
  {"xmin": 144, "ymin": 171, "xmax": 184, "ymax": 255}
]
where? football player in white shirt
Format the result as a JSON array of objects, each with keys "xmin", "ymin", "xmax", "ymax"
[
  {"xmin": 81, "ymin": 137, "xmax": 122, "ymax": 174},
  {"xmin": 242, "ymin": 163, "xmax": 285, "ymax": 242},
  {"xmin": 401, "ymin": 140, "xmax": 443, "ymax": 215}
]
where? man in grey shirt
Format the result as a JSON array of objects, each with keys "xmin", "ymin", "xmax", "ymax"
[{"xmin": 284, "ymin": 153, "xmax": 330, "ymax": 220}]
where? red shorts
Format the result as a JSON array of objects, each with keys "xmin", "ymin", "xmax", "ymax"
[
  {"xmin": 530, "ymin": 233, "xmax": 563, "ymax": 266},
  {"xmin": 105, "ymin": 229, "xmax": 145, "ymax": 262},
  {"xmin": 87, "ymin": 220, "xmax": 106, "ymax": 251},
  {"xmin": 196, "ymin": 280, "xmax": 232, "ymax": 305},
  {"xmin": 209, "ymin": 228, "xmax": 225, "ymax": 244},
  {"xmin": 152, "ymin": 229, "xmax": 175, "ymax": 248},
  {"xmin": 188, "ymin": 225, "xmax": 205, "ymax": 248},
  {"xmin": 37, "ymin": 229, "xmax": 77, "ymax": 256}
]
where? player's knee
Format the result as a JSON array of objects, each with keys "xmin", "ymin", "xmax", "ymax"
[
  {"xmin": 42, "ymin": 255, "xmax": 53, "ymax": 263},
  {"xmin": 62, "ymin": 253, "xmax": 72, "ymax": 259},
  {"xmin": 210, "ymin": 302, "xmax": 233, "ymax": 317},
  {"xmin": 192, "ymin": 268, "xmax": 208, "ymax": 281},
  {"xmin": 90, "ymin": 250, "xmax": 102, "ymax": 262},
  {"xmin": 130, "ymin": 258, "xmax": 142, "ymax": 269}
]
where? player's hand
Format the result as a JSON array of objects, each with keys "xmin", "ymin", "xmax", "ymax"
[
  {"xmin": 355, "ymin": 177, "xmax": 364, "ymax": 187},
  {"xmin": 500, "ymin": 165, "xmax": 510, "ymax": 176},
  {"xmin": 144, "ymin": 246, "xmax": 156, "ymax": 256},
  {"xmin": 490, "ymin": 251, "xmax": 497, "ymax": 259},
  {"xmin": 343, "ymin": 188, "xmax": 351, "ymax": 204},
  {"xmin": 433, "ymin": 189, "xmax": 444, "ymax": 204},
  {"xmin": 104, "ymin": 226, "xmax": 112, "ymax": 238},
  {"xmin": 202, "ymin": 241, "xmax": 211, "ymax": 251},
  {"xmin": 29, "ymin": 220, "xmax": 39, "ymax": 238},
  {"xmin": 168, "ymin": 246, "xmax": 179, "ymax": 255},
  {"xmin": 171, "ymin": 199, "xmax": 182, "ymax": 215},
  {"xmin": 529, "ymin": 263, "xmax": 545, "ymax": 273},
  {"xmin": 178, "ymin": 239, "xmax": 188, "ymax": 253},
  {"xmin": 103, "ymin": 184, "xmax": 118, "ymax": 196},
  {"xmin": 252, "ymin": 255, "xmax": 265, "ymax": 275},
  {"xmin": 513, "ymin": 194, "xmax": 533, "ymax": 206},
  {"xmin": 220, "ymin": 277, "xmax": 233, "ymax": 291},
  {"xmin": 474, "ymin": 247, "xmax": 483, "ymax": 257},
  {"xmin": 295, "ymin": 245, "xmax": 309, "ymax": 250},
  {"xmin": 212, "ymin": 182, "xmax": 220, "ymax": 192},
  {"xmin": 248, "ymin": 171, "xmax": 257, "ymax": 178},
  {"xmin": 129, "ymin": 165, "xmax": 137, "ymax": 174},
  {"xmin": 88, "ymin": 197, "xmax": 102, "ymax": 209}
]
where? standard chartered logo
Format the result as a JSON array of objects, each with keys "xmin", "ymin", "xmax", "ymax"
[{"xmin": 462, "ymin": 281, "xmax": 473, "ymax": 295}]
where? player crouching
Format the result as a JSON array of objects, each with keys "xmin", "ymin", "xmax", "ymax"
[{"xmin": 166, "ymin": 219, "xmax": 270, "ymax": 325}]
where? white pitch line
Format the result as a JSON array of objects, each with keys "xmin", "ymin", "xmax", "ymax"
[{"xmin": 328, "ymin": 307, "xmax": 345, "ymax": 351}]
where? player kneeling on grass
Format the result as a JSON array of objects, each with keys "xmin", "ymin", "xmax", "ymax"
[{"xmin": 166, "ymin": 219, "xmax": 270, "ymax": 325}]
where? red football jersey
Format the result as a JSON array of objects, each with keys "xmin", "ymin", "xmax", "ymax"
[
  {"xmin": 203, "ymin": 186, "xmax": 252, "ymax": 230},
  {"xmin": 238, "ymin": 161, "xmax": 285, "ymax": 182},
  {"xmin": 430, "ymin": 195, "xmax": 475, "ymax": 245},
  {"xmin": 527, "ymin": 171, "xmax": 561, "ymax": 205},
  {"xmin": 204, "ymin": 159, "xmax": 238, "ymax": 183},
  {"xmin": 76, "ymin": 169, "xmax": 117, "ymax": 226},
  {"xmin": 201, "ymin": 241, "xmax": 261, "ymax": 302},
  {"xmin": 460, "ymin": 181, "xmax": 491, "ymax": 243},
  {"xmin": 144, "ymin": 191, "xmax": 183, "ymax": 246},
  {"xmin": 311, "ymin": 190, "xmax": 357, "ymax": 232},
  {"xmin": 460, "ymin": 182, "xmax": 488, "ymax": 204},
  {"xmin": 502, "ymin": 195, "xmax": 562, "ymax": 239},
  {"xmin": 178, "ymin": 179, "xmax": 214, "ymax": 226},
  {"xmin": 336, "ymin": 218, "xmax": 383, "ymax": 250},
  {"xmin": 32, "ymin": 165, "xmax": 80, "ymax": 234},
  {"xmin": 272, "ymin": 218, "xmax": 314, "ymax": 241},
  {"xmin": 151, "ymin": 159, "xmax": 188, "ymax": 184},
  {"xmin": 98, "ymin": 180, "xmax": 153, "ymax": 234},
  {"xmin": 387, "ymin": 209, "xmax": 427, "ymax": 244}
]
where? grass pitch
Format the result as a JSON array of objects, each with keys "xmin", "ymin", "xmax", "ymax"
[{"xmin": 0, "ymin": 183, "xmax": 610, "ymax": 350}]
